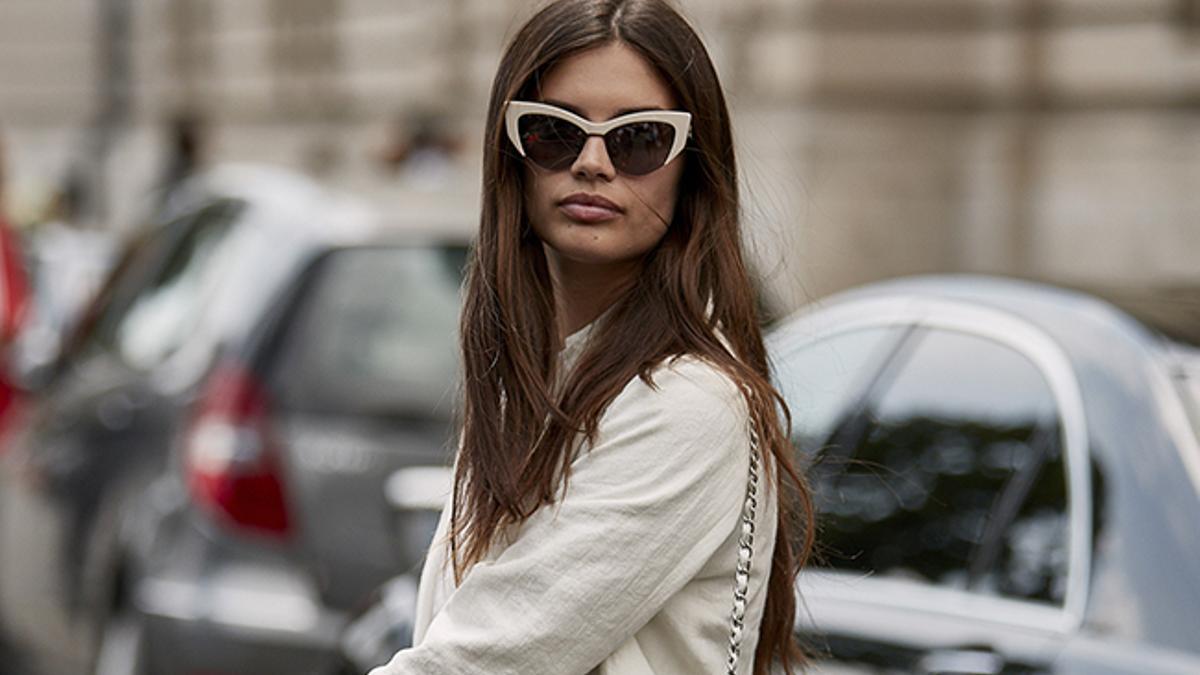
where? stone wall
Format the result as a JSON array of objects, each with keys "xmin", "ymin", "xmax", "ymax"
[{"xmin": 1, "ymin": 0, "xmax": 1198, "ymax": 309}]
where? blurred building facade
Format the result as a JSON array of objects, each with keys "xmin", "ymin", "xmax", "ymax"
[{"xmin": 1, "ymin": 0, "xmax": 1198, "ymax": 311}]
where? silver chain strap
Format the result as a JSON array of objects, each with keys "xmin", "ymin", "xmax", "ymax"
[{"xmin": 724, "ymin": 420, "xmax": 761, "ymax": 674}]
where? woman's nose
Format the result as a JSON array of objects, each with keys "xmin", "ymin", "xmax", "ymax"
[{"xmin": 571, "ymin": 135, "xmax": 616, "ymax": 181}]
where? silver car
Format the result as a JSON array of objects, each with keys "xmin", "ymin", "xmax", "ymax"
[{"xmin": 0, "ymin": 164, "xmax": 468, "ymax": 675}]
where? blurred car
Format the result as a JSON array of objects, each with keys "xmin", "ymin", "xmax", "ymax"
[
  {"xmin": 0, "ymin": 164, "xmax": 468, "ymax": 675},
  {"xmin": 337, "ymin": 274, "xmax": 1200, "ymax": 675},
  {"xmin": 768, "ymin": 275, "xmax": 1200, "ymax": 674},
  {"xmin": 336, "ymin": 465, "xmax": 451, "ymax": 675}
]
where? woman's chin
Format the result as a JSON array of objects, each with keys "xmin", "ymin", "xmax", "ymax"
[
  {"xmin": 531, "ymin": 210, "xmax": 666, "ymax": 269},
  {"xmin": 543, "ymin": 239, "xmax": 643, "ymax": 269}
]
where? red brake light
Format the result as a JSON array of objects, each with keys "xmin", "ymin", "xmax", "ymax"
[{"xmin": 184, "ymin": 363, "xmax": 291, "ymax": 538}]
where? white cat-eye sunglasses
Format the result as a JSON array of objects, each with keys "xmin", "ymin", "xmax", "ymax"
[{"xmin": 505, "ymin": 100, "xmax": 692, "ymax": 176}]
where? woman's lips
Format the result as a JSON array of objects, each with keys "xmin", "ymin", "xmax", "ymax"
[
  {"xmin": 559, "ymin": 203, "xmax": 621, "ymax": 222},
  {"xmin": 558, "ymin": 193, "xmax": 623, "ymax": 223}
]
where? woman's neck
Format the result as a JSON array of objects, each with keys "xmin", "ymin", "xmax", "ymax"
[{"xmin": 545, "ymin": 247, "xmax": 640, "ymax": 344}]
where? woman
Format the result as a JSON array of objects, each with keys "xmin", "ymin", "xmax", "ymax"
[{"xmin": 370, "ymin": 1, "xmax": 814, "ymax": 673}]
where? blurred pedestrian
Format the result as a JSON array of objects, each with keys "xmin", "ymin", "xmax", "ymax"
[
  {"xmin": 0, "ymin": 126, "xmax": 30, "ymax": 346},
  {"xmin": 0, "ymin": 126, "xmax": 31, "ymax": 445},
  {"xmin": 155, "ymin": 112, "xmax": 206, "ymax": 217},
  {"xmin": 18, "ymin": 171, "xmax": 116, "ymax": 365},
  {"xmin": 369, "ymin": 2, "xmax": 814, "ymax": 675},
  {"xmin": 379, "ymin": 110, "xmax": 461, "ymax": 189}
]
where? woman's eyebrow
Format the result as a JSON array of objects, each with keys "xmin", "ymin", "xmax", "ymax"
[{"xmin": 541, "ymin": 98, "xmax": 668, "ymax": 119}]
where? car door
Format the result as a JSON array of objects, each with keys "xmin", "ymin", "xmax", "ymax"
[{"xmin": 771, "ymin": 300, "xmax": 1090, "ymax": 674}]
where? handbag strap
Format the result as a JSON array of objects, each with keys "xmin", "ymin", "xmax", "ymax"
[{"xmin": 724, "ymin": 419, "xmax": 761, "ymax": 674}]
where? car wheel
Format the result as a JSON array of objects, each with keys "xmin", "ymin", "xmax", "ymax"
[{"xmin": 91, "ymin": 603, "xmax": 146, "ymax": 675}]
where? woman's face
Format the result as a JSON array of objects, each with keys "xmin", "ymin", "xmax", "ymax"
[{"xmin": 523, "ymin": 42, "xmax": 685, "ymax": 273}]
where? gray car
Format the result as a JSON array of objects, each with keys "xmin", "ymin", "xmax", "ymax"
[
  {"xmin": 0, "ymin": 164, "xmax": 468, "ymax": 675},
  {"xmin": 770, "ymin": 276, "xmax": 1200, "ymax": 674}
]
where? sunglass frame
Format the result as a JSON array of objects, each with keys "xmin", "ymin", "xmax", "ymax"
[{"xmin": 504, "ymin": 100, "xmax": 692, "ymax": 174}]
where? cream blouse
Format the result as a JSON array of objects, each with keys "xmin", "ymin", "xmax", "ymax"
[{"xmin": 368, "ymin": 317, "xmax": 778, "ymax": 675}]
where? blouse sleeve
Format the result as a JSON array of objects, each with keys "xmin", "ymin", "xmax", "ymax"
[{"xmin": 367, "ymin": 358, "xmax": 752, "ymax": 675}]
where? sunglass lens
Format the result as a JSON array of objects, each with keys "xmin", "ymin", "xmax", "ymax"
[
  {"xmin": 518, "ymin": 114, "xmax": 585, "ymax": 171},
  {"xmin": 606, "ymin": 121, "xmax": 676, "ymax": 176}
]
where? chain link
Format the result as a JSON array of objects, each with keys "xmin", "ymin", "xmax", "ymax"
[{"xmin": 724, "ymin": 420, "xmax": 760, "ymax": 674}]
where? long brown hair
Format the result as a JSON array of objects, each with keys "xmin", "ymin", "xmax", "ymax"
[{"xmin": 450, "ymin": 1, "xmax": 815, "ymax": 673}]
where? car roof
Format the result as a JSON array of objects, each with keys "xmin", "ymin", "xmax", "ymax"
[
  {"xmin": 805, "ymin": 273, "xmax": 1182, "ymax": 355},
  {"xmin": 175, "ymin": 163, "xmax": 474, "ymax": 248},
  {"xmin": 1058, "ymin": 282, "xmax": 1200, "ymax": 349}
]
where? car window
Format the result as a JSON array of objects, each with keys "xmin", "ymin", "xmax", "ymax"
[
  {"xmin": 770, "ymin": 326, "xmax": 906, "ymax": 456},
  {"xmin": 44, "ymin": 228, "xmax": 160, "ymax": 371},
  {"xmin": 74, "ymin": 202, "xmax": 236, "ymax": 365},
  {"xmin": 105, "ymin": 201, "xmax": 241, "ymax": 370},
  {"xmin": 813, "ymin": 327, "xmax": 1070, "ymax": 606},
  {"xmin": 269, "ymin": 245, "xmax": 466, "ymax": 420}
]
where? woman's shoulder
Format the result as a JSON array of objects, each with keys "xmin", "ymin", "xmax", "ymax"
[
  {"xmin": 652, "ymin": 352, "xmax": 743, "ymax": 399},
  {"xmin": 603, "ymin": 353, "xmax": 749, "ymax": 437},
  {"xmin": 569, "ymin": 352, "xmax": 754, "ymax": 487}
]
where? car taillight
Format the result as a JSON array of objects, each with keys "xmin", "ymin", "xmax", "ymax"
[{"xmin": 183, "ymin": 362, "xmax": 291, "ymax": 538}]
